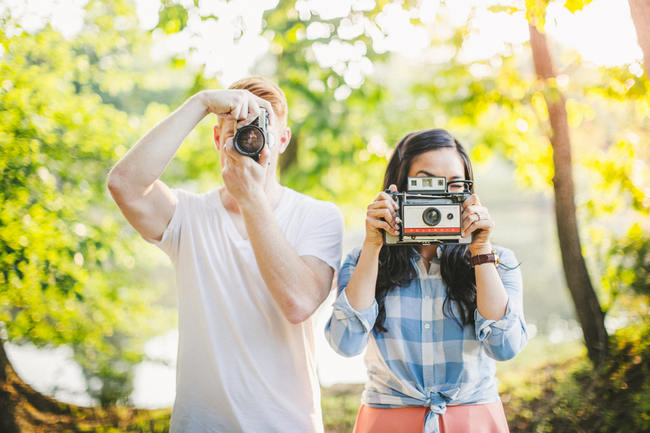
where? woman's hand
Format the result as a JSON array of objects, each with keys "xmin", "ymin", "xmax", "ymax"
[
  {"xmin": 461, "ymin": 194, "xmax": 495, "ymax": 255},
  {"xmin": 364, "ymin": 184, "xmax": 400, "ymax": 250}
]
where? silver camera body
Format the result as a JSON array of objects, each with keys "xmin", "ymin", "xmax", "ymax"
[{"xmin": 383, "ymin": 176, "xmax": 471, "ymax": 245}]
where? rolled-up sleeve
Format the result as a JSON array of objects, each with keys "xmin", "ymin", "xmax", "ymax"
[
  {"xmin": 474, "ymin": 247, "xmax": 528, "ymax": 361},
  {"xmin": 325, "ymin": 249, "xmax": 378, "ymax": 357}
]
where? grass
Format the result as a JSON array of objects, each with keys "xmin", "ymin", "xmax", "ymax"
[{"xmin": 9, "ymin": 328, "xmax": 646, "ymax": 433}]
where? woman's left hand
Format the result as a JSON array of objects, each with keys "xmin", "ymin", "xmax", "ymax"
[{"xmin": 461, "ymin": 194, "xmax": 494, "ymax": 255}]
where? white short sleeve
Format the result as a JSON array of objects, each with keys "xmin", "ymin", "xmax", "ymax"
[
  {"xmin": 145, "ymin": 188, "xmax": 187, "ymax": 262},
  {"xmin": 294, "ymin": 201, "xmax": 344, "ymax": 271}
]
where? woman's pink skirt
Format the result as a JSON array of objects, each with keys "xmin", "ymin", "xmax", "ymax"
[{"xmin": 353, "ymin": 401, "xmax": 510, "ymax": 433}]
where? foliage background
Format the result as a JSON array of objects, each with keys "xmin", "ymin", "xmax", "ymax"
[{"xmin": 0, "ymin": 0, "xmax": 648, "ymax": 431}]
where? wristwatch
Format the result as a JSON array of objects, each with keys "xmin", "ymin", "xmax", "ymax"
[{"xmin": 471, "ymin": 249, "xmax": 499, "ymax": 267}]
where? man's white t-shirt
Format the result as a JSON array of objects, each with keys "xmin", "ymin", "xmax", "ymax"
[{"xmin": 149, "ymin": 186, "xmax": 343, "ymax": 433}]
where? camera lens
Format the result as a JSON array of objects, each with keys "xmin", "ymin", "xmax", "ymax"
[
  {"xmin": 234, "ymin": 126, "xmax": 265, "ymax": 155},
  {"xmin": 422, "ymin": 207, "xmax": 441, "ymax": 226}
]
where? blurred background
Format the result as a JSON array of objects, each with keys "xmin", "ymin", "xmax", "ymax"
[{"xmin": 1, "ymin": 0, "xmax": 648, "ymax": 432}]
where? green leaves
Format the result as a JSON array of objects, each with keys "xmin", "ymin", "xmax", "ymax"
[
  {"xmin": 1, "ymin": 4, "xmax": 174, "ymax": 406},
  {"xmin": 158, "ymin": 3, "xmax": 188, "ymax": 34}
]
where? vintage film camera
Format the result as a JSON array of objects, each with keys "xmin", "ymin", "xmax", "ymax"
[
  {"xmin": 233, "ymin": 108, "xmax": 273, "ymax": 160},
  {"xmin": 383, "ymin": 176, "xmax": 472, "ymax": 245}
]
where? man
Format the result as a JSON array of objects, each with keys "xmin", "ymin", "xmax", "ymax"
[{"xmin": 107, "ymin": 77, "xmax": 343, "ymax": 433}]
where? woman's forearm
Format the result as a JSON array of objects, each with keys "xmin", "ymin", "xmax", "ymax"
[
  {"xmin": 345, "ymin": 242, "xmax": 382, "ymax": 311},
  {"xmin": 474, "ymin": 261, "xmax": 509, "ymax": 320}
]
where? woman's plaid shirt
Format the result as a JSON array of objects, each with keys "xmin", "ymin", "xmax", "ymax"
[{"xmin": 325, "ymin": 246, "xmax": 528, "ymax": 433}]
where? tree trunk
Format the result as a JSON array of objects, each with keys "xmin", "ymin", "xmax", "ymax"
[
  {"xmin": 629, "ymin": 0, "xmax": 650, "ymax": 75},
  {"xmin": 0, "ymin": 339, "xmax": 70, "ymax": 432},
  {"xmin": 0, "ymin": 340, "xmax": 20, "ymax": 433},
  {"xmin": 0, "ymin": 340, "xmax": 150, "ymax": 432},
  {"xmin": 528, "ymin": 23, "xmax": 608, "ymax": 365}
]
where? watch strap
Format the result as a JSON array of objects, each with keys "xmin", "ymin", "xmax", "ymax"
[{"xmin": 471, "ymin": 250, "xmax": 499, "ymax": 267}]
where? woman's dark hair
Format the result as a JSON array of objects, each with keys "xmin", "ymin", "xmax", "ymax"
[{"xmin": 373, "ymin": 129, "xmax": 477, "ymax": 332}]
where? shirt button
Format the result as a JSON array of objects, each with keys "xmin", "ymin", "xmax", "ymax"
[{"xmin": 424, "ymin": 323, "xmax": 431, "ymax": 329}]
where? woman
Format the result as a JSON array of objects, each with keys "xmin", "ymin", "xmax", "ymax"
[{"xmin": 325, "ymin": 129, "xmax": 527, "ymax": 433}]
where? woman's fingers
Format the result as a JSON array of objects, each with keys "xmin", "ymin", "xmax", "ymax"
[
  {"xmin": 462, "ymin": 219, "xmax": 494, "ymax": 238},
  {"xmin": 366, "ymin": 216, "xmax": 399, "ymax": 236},
  {"xmin": 366, "ymin": 185, "xmax": 402, "ymax": 238},
  {"xmin": 367, "ymin": 208, "xmax": 400, "ymax": 229},
  {"xmin": 462, "ymin": 193, "xmax": 481, "ymax": 209},
  {"xmin": 462, "ymin": 207, "xmax": 489, "ymax": 227},
  {"xmin": 370, "ymin": 191, "xmax": 399, "ymax": 210},
  {"xmin": 368, "ymin": 199, "xmax": 398, "ymax": 212}
]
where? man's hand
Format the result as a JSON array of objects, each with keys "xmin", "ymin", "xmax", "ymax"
[
  {"xmin": 221, "ymin": 137, "xmax": 271, "ymax": 208},
  {"xmin": 198, "ymin": 89, "xmax": 276, "ymax": 128}
]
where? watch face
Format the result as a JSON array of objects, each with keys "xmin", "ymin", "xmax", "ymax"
[{"xmin": 492, "ymin": 249, "xmax": 499, "ymax": 265}]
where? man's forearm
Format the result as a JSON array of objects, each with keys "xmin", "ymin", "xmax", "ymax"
[
  {"xmin": 108, "ymin": 93, "xmax": 207, "ymax": 196},
  {"xmin": 239, "ymin": 196, "xmax": 325, "ymax": 324}
]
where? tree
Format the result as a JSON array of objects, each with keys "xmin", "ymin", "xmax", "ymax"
[
  {"xmin": 0, "ymin": 0, "xmax": 174, "ymax": 417},
  {"xmin": 526, "ymin": 19, "xmax": 608, "ymax": 365}
]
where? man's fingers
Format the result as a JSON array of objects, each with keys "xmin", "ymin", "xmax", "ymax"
[
  {"xmin": 223, "ymin": 138, "xmax": 243, "ymax": 166},
  {"xmin": 242, "ymin": 96, "xmax": 260, "ymax": 126},
  {"xmin": 235, "ymin": 101, "xmax": 250, "ymax": 127},
  {"xmin": 254, "ymin": 95, "xmax": 275, "ymax": 125},
  {"xmin": 257, "ymin": 144, "xmax": 271, "ymax": 167}
]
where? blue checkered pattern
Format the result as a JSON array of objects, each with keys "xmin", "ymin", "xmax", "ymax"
[{"xmin": 325, "ymin": 246, "xmax": 527, "ymax": 433}]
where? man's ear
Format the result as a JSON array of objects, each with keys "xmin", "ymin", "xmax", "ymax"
[
  {"xmin": 278, "ymin": 126, "xmax": 291, "ymax": 154},
  {"xmin": 213, "ymin": 125, "xmax": 222, "ymax": 151}
]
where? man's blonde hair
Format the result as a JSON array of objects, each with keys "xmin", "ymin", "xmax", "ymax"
[{"xmin": 229, "ymin": 77, "xmax": 288, "ymax": 127}]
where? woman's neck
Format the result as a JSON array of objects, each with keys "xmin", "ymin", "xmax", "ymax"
[{"xmin": 419, "ymin": 245, "xmax": 438, "ymax": 271}]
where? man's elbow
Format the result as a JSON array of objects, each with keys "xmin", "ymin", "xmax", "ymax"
[
  {"xmin": 282, "ymin": 291, "xmax": 323, "ymax": 324},
  {"xmin": 284, "ymin": 303, "xmax": 313, "ymax": 324},
  {"xmin": 107, "ymin": 166, "xmax": 139, "ymax": 203},
  {"xmin": 107, "ymin": 167, "xmax": 126, "ymax": 199}
]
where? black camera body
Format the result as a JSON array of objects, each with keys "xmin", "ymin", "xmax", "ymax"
[
  {"xmin": 383, "ymin": 176, "xmax": 472, "ymax": 245},
  {"xmin": 233, "ymin": 108, "xmax": 271, "ymax": 160}
]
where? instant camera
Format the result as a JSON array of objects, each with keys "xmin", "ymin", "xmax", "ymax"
[{"xmin": 383, "ymin": 176, "xmax": 472, "ymax": 245}]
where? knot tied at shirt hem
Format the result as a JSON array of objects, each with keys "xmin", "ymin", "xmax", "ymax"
[{"xmin": 423, "ymin": 388, "xmax": 461, "ymax": 433}]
